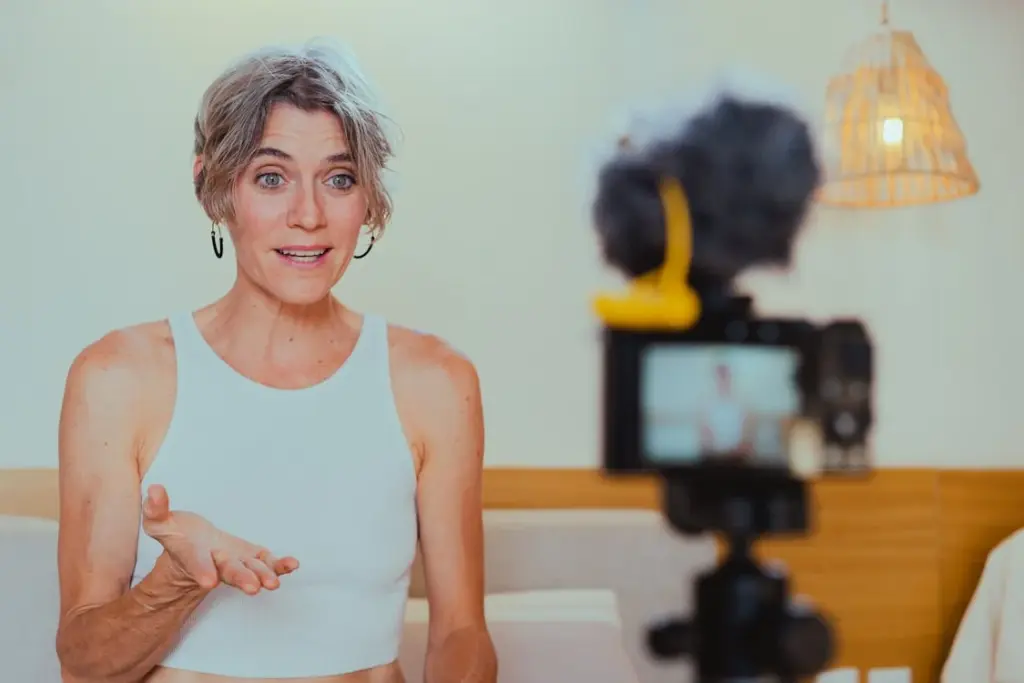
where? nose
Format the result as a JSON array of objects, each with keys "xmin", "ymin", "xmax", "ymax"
[{"xmin": 287, "ymin": 180, "xmax": 326, "ymax": 232}]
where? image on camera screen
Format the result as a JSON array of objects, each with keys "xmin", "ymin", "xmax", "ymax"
[{"xmin": 640, "ymin": 344, "xmax": 800, "ymax": 465}]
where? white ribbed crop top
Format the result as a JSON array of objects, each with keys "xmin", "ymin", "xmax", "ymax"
[
  {"xmin": 131, "ymin": 311, "xmax": 418, "ymax": 678},
  {"xmin": 703, "ymin": 398, "xmax": 746, "ymax": 451}
]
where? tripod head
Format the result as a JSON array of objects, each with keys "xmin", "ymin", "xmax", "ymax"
[{"xmin": 647, "ymin": 467, "xmax": 834, "ymax": 683}]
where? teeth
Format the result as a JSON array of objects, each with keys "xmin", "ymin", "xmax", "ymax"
[{"xmin": 278, "ymin": 249, "xmax": 327, "ymax": 258}]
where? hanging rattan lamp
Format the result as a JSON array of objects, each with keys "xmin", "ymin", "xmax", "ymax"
[{"xmin": 818, "ymin": 2, "xmax": 979, "ymax": 208}]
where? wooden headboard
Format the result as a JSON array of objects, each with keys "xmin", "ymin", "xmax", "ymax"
[{"xmin": 3, "ymin": 466, "xmax": 1022, "ymax": 681}]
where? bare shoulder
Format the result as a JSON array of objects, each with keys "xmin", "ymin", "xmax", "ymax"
[
  {"xmin": 387, "ymin": 324, "xmax": 480, "ymax": 402},
  {"xmin": 61, "ymin": 319, "xmax": 177, "ymax": 464},
  {"xmin": 65, "ymin": 319, "xmax": 174, "ymax": 400},
  {"xmin": 386, "ymin": 325, "xmax": 483, "ymax": 470}
]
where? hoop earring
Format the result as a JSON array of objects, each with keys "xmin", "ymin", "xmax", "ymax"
[
  {"xmin": 211, "ymin": 223, "xmax": 224, "ymax": 259},
  {"xmin": 353, "ymin": 231, "xmax": 375, "ymax": 259}
]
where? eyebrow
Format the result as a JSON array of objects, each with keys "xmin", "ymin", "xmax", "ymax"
[{"xmin": 252, "ymin": 147, "xmax": 354, "ymax": 165}]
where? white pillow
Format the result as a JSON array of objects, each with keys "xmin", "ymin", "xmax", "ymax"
[{"xmin": 404, "ymin": 589, "xmax": 621, "ymax": 626}]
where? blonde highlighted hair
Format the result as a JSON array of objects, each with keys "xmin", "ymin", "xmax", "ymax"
[{"xmin": 193, "ymin": 39, "xmax": 394, "ymax": 234}]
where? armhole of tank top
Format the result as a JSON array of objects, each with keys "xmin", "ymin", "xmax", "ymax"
[
  {"xmin": 366, "ymin": 315, "xmax": 419, "ymax": 493},
  {"xmin": 143, "ymin": 313, "xmax": 191, "ymax": 482}
]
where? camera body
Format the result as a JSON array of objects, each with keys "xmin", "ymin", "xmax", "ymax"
[{"xmin": 602, "ymin": 293, "xmax": 874, "ymax": 496}]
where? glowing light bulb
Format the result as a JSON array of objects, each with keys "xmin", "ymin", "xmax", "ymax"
[{"xmin": 881, "ymin": 117, "xmax": 903, "ymax": 145}]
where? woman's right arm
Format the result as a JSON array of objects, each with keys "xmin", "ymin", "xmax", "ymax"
[{"xmin": 55, "ymin": 331, "xmax": 209, "ymax": 683}]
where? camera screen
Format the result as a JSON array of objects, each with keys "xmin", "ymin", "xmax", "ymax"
[{"xmin": 640, "ymin": 344, "xmax": 800, "ymax": 465}]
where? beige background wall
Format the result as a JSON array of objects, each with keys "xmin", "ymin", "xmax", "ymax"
[{"xmin": 2, "ymin": 0, "xmax": 1022, "ymax": 469}]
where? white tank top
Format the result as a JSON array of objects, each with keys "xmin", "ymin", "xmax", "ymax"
[
  {"xmin": 131, "ymin": 311, "xmax": 418, "ymax": 678},
  {"xmin": 703, "ymin": 398, "xmax": 746, "ymax": 451}
]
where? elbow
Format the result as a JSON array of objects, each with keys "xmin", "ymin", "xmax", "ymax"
[
  {"xmin": 56, "ymin": 620, "xmax": 135, "ymax": 683},
  {"xmin": 56, "ymin": 626, "xmax": 96, "ymax": 681},
  {"xmin": 55, "ymin": 622, "xmax": 85, "ymax": 677},
  {"xmin": 425, "ymin": 625, "xmax": 497, "ymax": 683}
]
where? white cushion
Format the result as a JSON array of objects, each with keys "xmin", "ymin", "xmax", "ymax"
[
  {"xmin": 0, "ymin": 515, "xmax": 62, "ymax": 682},
  {"xmin": 399, "ymin": 589, "xmax": 637, "ymax": 683}
]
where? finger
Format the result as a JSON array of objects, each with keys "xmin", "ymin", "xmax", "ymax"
[
  {"xmin": 242, "ymin": 557, "xmax": 280, "ymax": 590},
  {"xmin": 214, "ymin": 552, "xmax": 261, "ymax": 595},
  {"xmin": 142, "ymin": 485, "xmax": 171, "ymax": 523},
  {"xmin": 259, "ymin": 550, "xmax": 299, "ymax": 575},
  {"xmin": 277, "ymin": 556, "xmax": 300, "ymax": 574},
  {"xmin": 189, "ymin": 550, "xmax": 219, "ymax": 590},
  {"xmin": 174, "ymin": 555, "xmax": 219, "ymax": 590}
]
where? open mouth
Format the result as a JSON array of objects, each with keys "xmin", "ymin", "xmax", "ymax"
[{"xmin": 274, "ymin": 248, "xmax": 332, "ymax": 265}]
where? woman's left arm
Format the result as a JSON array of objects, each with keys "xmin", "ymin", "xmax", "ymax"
[{"xmin": 414, "ymin": 348, "xmax": 497, "ymax": 683}]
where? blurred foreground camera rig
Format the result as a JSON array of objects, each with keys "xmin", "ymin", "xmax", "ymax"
[{"xmin": 590, "ymin": 90, "xmax": 874, "ymax": 683}]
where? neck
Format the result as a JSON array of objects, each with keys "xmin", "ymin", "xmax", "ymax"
[{"xmin": 203, "ymin": 274, "xmax": 353, "ymax": 367}]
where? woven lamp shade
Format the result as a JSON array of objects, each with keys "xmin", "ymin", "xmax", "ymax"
[{"xmin": 819, "ymin": 26, "xmax": 979, "ymax": 208}]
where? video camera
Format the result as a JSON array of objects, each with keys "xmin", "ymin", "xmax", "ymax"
[{"xmin": 591, "ymin": 88, "xmax": 875, "ymax": 683}]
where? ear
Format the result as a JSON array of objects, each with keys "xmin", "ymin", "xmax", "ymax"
[{"xmin": 193, "ymin": 155, "xmax": 204, "ymax": 184}]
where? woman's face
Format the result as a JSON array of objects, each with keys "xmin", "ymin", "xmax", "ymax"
[{"xmin": 227, "ymin": 103, "xmax": 369, "ymax": 306}]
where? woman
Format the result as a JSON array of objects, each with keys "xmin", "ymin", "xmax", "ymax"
[
  {"xmin": 698, "ymin": 363, "xmax": 755, "ymax": 460},
  {"xmin": 54, "ymin": 40, "xmax": 496, "ymax": 683}
]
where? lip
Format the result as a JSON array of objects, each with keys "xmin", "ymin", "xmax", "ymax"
[
  {"xmin": 276, "ymin": 245, "xmax": 332, "ymax": 252},
  {"xmin": 274, "ymin": 246, "xmax": 333, "ymax": 269}
]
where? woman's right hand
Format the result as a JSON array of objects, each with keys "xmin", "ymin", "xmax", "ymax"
[{"xmin": 141, "ymin": 484, "xmax": 299, "ymax": 595}]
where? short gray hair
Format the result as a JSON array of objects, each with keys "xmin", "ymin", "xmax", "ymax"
[{"xmin": 193, "ymin": 39, "xmax": 394, "ymax": 234}]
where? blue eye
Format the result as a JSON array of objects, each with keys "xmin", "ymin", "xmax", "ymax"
[
  {"xmin": 257, "ymin": 172, "xmax": 284, "ymax": 188},
  {"xmin": 329, "ymin": 173, "xmax": 356, "ymax": 190}
]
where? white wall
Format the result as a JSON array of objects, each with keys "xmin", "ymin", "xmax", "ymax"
[{"xmin": 1, "ymin": 0, "xmax": 1021, "ymax": 469}]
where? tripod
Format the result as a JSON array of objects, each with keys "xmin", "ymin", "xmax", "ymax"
[{"xmin": 645, "ymin": 467, "xmax": 834, "ymax": 683}]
